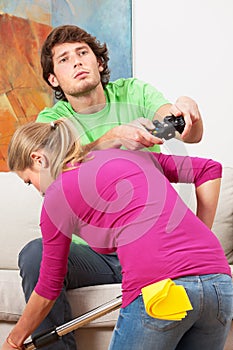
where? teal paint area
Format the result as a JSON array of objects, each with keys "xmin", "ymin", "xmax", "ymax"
[{"xmin": 51, "ymin": 0, "xmax": 132, "ymax": 81}]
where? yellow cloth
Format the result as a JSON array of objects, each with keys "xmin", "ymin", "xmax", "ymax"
[{"xmin": 141, "ymin": 278, "xmax": 193, "ymax": 321}]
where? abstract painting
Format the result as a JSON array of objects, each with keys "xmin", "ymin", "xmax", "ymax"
[{"xmin": 0, "ymin": 0, "xmax": 132, "ymax": 171}]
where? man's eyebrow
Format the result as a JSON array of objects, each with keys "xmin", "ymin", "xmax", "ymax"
[
  {"xmin": 55, "ymin": 50, "xmax": 69, "ymax": 60},
  {"xmin": 55, "ymin": 45, "xmax": 89, "ymax": 60}
]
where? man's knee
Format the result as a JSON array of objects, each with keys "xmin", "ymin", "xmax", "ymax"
[{"xmin": 18, "ymin": 238, "xmax": 43, "ymax": 277}]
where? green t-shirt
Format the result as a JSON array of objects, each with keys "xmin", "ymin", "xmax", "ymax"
[
  {"xmin": 37, "ymin": 78, "xmax": 170, "ymax": 148},
  {"xmin": 37, "ymin": 78, "xmax": 170, "ymax": 245}
]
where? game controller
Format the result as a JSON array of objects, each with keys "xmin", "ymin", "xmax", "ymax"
[{"xmin": 148, "ymin": 115, "xmax": 185, "ymax": 140}]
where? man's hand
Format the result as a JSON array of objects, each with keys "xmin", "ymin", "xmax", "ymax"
[
  {"xmin": 118, "ymin": 118, "xmax": 164, "ymax": 150},
  {"xmin": 86, "ymin": 118, "xmax": 164, "ymax": 151},
  {"xmin": 156, "ymin": 96, "xmax": 203, "ymax": 143}
]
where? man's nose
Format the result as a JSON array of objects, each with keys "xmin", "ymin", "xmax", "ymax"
[{"xmin": 73, "ymin": 55, "xmax": 82, "ymax": 68}]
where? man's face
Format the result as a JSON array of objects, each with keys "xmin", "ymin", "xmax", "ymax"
[{"xmin": 48, "ymin": 42, "xmax": 104, "ymax": 98}]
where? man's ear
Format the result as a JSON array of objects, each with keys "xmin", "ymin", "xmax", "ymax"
[
  {"xmin": 31, "ymin": 152, "xmax": 49, "ymax": 169},
  {"xmin": 97, "ymin": 59, "xmax": 104, "ymax": 72},
  {"xmin": 48, "ymin": 73, "xmax": 59, "ymax": 87},
  {"xmin": 99, "ymin": 65, "xmax": 104, "ymax": 72}
]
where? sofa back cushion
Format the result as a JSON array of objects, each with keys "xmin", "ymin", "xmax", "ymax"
[
  {"xmin": 0, "ymin": 172, "xmax": 42, "ymax": 269},
  {"xmin": 212, "ymin": 167, "xmax": 233, "ymax": 264}
]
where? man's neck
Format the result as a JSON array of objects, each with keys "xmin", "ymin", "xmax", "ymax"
[{"xmin": 67, "ymin": 84, "xmax": 106, "ymax": 114}]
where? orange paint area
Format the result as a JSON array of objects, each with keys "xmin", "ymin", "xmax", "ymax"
[{"xmin": 0, "ymin": 13, "xmax": 53, "ymax": 171}]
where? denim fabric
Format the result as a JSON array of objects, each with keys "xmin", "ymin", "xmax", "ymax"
[
  {"xmin": 109, "ymin": 274, "xmax": 233, "ymax": 350},
  {"xmin": 18, "ymin": 238, "xmax": 122, "ymax": 350}
]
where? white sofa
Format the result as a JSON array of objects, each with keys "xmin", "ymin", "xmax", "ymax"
[{"xmin": 0, "ymin": 168, "xmax": 233, "ymax": 349}]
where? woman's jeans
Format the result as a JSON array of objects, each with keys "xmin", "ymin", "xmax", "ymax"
[
  {"xmin": 18, "ymin": 238, "xmax": 122, "ymax": 350},
  {"xmin": 109, "ymin": 274, "xmax": 233, "ymax": 350}
]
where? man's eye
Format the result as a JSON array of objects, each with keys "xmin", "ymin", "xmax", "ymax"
[
  {"xmin": 59, "ymin": 57, "xmax": 67, "ymax": 63},
  {"xmin": 79, "ymin": 50, "xmax": 88, "ymax": 56}
]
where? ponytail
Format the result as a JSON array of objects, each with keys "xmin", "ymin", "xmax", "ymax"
[{"xmin": 8, "ymin": 118, "xmax": 88, "ymax": 179}]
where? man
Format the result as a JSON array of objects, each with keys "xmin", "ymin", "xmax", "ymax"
[{"xmin": 17, "ymin": 24, "xmax": 203, "ymax": 350}]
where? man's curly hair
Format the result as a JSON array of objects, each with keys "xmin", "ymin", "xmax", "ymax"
[{"xmin": 41, "ymin": 25, "xmax": 110, "ymax": 101}]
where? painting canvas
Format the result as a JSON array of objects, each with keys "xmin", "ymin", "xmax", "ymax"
[{"xmin": 0, "ymin": 0, "xmax": 132, "ymax": 171}]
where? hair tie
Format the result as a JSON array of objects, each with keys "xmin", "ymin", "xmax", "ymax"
[{"xmin": 50, "ymin": 121, "xmax": 57, "ymax": 130}]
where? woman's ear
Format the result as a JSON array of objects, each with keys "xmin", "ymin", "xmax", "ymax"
[
  {"xmin": 48, "ymin": 73, "xmax": 59, "ymax": 87},
  {"xmin": 30, "ymin": 152, "xmax": 49, "ymax": 169}
]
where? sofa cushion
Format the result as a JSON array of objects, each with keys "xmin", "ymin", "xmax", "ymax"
[
  {"xmin": 212, "ymin": 167, "xmax": 233, "ymax": 264},
  {"xmin": 0, "ymin": 270, "xmax": 25, "ymax": 321},
  {"xmin": 68, "ymin": 284, "xmax": 122, "ymax": 328},
  {"xmin": 0, "ymin": 172, "xmax": 42, "ymax": 269},
  {"xmin": 0, "ymin": 268, "xmax": 121, "ymax": 327}
]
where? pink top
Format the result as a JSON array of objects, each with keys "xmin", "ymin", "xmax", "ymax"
[{"xmin": 36, "ymin": 149, "xmax": 230, "ymax": 307}]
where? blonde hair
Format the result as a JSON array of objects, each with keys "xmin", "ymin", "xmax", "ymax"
[{"xmin": 8, "ymin": 118, "xmax": 88, "ymax": 179}]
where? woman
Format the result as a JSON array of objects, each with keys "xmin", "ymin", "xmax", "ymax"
[{"xmin": 3, "ymin": 118, "xmax": 232, "ymax": 350}]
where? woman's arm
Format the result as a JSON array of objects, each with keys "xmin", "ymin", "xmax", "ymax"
[
  {"xmin": 1, "ymin": 181, "xmax": 75, "ymax": 349},
  {"xmin": 150, "ymin": 152, "xmax": 222, "ymax": 228},
  {"xmin": 1, "ymin": 292, "xmax": 55, "ymax": 349},
  {"xmin": 151, "ymin": 153, "xmax": 222, "ymax": 187},
  {"xmin": 195, "ymin": 178, "xmax": 221, "ymax": 229}
]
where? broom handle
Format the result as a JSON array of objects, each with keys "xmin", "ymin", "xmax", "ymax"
[{"xmin": 24, "ymin": 295, "xmax": 122, "ymax": 350}]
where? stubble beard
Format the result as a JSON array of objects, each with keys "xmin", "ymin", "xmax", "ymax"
[{"xmin": 66, "ymin": 76, "xmax": 101, "ymax": 98}]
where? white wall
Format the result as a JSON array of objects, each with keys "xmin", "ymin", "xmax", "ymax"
[{"xmin": 133, "ymin": 0, "xmax": 233, "ymax": 167}]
